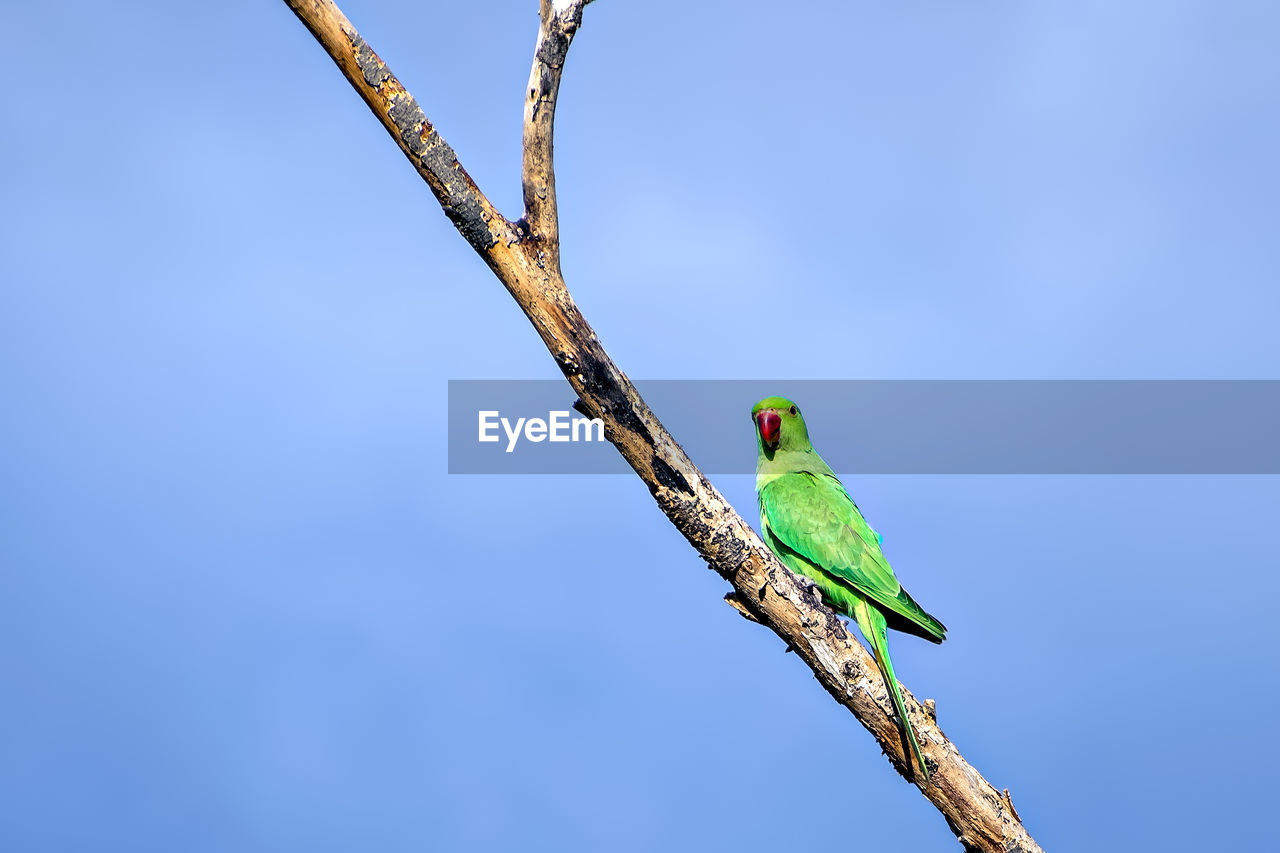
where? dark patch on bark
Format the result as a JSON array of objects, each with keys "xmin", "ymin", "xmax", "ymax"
[
  {"xmin": 537, "ymin": 6, "xmax": 583, "ymax": 68},
  {"xmin": 352, "ymin": 37, "xmax": 386, "ymax": 87},
  {"xmin": 708, "ymin": 526, "xmax": 749, "ymax": 571},
  {"xmin": 347, "ymin": 35, "xmax": 497, "ymax": 252},
  {"xmin": 652, "ymin": 454, "xmax": 691, "ymax": 495},
  {"xmin": 415, "ymin": 128, "xmax": 496, "ymax": 251},
  {"xmin": 535, "ymin": 33, "xmax": 568, "ymax": 69},
  {"xmin": 554, "ymin": 350, "xmax": 580, "ymax": 375},
  {"xmin": 823, "ymin": 605, "xmax": 846, "ymax": 637},
  {"xmin": 389, "ymin": 99, "xmax": 425, "ymax": 141},
  {"xmin": 443, "ymin": 201, "xmax": 498, "ymax": 252},
  {"xmin": 574, "ymin": 348, "xmax": 648, "ymax": 438}
]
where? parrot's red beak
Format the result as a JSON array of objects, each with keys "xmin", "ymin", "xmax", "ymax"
[{"xmin": 756, "ymin": 410, "xmax": 781, "ymax": 450}]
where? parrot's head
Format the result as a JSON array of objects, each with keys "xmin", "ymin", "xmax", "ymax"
[{"xmin": 751, "ymin": 396, "xmax": 810, "ymax": 456}]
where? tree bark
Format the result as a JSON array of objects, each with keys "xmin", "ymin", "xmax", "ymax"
[{"xmin": 281, "ymin": 2, "xmax": 1044, "ymax": 850}]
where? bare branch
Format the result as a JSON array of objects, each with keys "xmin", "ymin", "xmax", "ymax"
[
  {"xmin": 282, "ymin": 0, "xmax": 517, "ymax": 256},
  {"xmin": 521, "ymin": 0, "xmax": 587, "ymax": 269},
  {"xmin": 282, "ymin": 3, "xmax": 1044, "ymax": 851}
]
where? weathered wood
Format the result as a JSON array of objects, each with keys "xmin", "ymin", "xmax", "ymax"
[{"xmin": 282, "ymin": 3, "xmax": 1043, "ymax": 850}]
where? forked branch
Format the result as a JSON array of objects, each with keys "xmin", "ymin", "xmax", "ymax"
[{"xmin": 282, "ymin": 2, "xmax": 1043, "ymax": 850}]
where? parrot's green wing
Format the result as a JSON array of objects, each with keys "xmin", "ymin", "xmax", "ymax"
[{"xmin": 760, "ymin": 471, "xmax": 946, "ymax": 643}]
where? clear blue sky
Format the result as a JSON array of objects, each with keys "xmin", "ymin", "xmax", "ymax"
[{"xmin": 3, "ymin": 1, "xmax": 1278, "ymax": 850}]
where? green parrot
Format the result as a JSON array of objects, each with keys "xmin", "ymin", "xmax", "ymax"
[{"xmin": 752, "ymin": 396, "xmax": 945, "ymax": 781}]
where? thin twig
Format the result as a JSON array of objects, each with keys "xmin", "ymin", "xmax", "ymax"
[{"xmin": 521, "ymin": 0, "xmax": 585, "ymax": 269}]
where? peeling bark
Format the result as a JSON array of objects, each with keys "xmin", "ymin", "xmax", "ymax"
[{"xmin": 282, "ymin": 2, "xmax": 1044, "ymax": 851}]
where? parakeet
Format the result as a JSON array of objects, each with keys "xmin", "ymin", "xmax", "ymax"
[{"xmin": 752, "ymin": 396, "xmax": 945, "ymax": 781}]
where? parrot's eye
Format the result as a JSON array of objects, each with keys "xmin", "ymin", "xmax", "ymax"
[{"xmin": 788, "ymin": 405, "xmax": 798, "ymax": 416}]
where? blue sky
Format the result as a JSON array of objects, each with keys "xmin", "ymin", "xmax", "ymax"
[{"xmin": 3, "ymin": 1, "xmax": 1278, "ymax": 850}]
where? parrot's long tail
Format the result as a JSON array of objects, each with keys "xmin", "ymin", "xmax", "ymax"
[{"xmin": 853, "ymin": 596, "xmax": 930, "ymax": 783}]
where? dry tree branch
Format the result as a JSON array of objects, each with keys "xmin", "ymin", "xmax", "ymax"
[
  {"xmin": 282, "ymin": 2, "xmax": 1044, "ymax": 851},
  {"xmin": 521, "ymin": 0, "xmax": 585, "ymax": 269}
]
